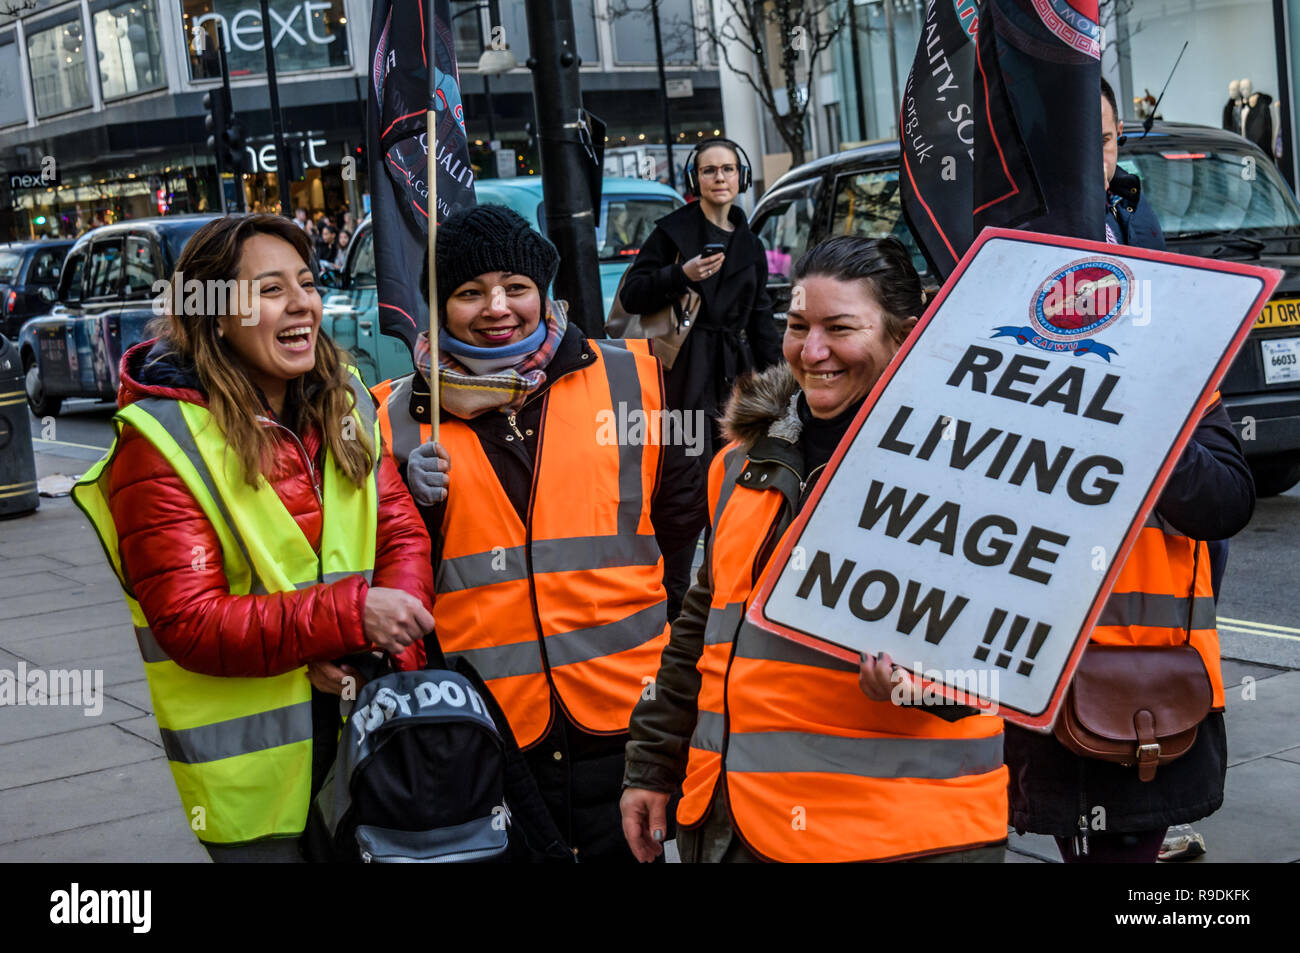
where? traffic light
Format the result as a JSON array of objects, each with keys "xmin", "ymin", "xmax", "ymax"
[{"xmin": 204, "ymin": 89, "xmax": 249, "ymax": 174}]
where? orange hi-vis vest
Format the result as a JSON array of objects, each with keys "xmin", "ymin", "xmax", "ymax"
[
  {"xmin": 1089, "ymin": 392, "xmax": 1226, "ymax": 709},
  {"xmin": 678, "ymin": 443, "xmax": 1009, "ymax": 863},
  {"xmin": 1093, "ymin": 513, "xmax": 1225, "ymax": 708},
  {"xmin": 374, "ymin": 339, "xmax": 670, "ymax": 747}
]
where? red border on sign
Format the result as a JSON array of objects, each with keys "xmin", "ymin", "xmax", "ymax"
[{"xmin": 745, "ymin": 226, "xmax": 1281, "ymax": 730}]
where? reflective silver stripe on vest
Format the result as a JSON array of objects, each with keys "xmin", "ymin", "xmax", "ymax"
[
  {"xmin": 451, "ymin": 600, "xmax": 667, "ymax": 680},
  {"xmin": 724, "ymin": 729, "xmax": 1004, "ymax": 779},
  {"xmin": 690, "ymin": 708, "xmax": 724, "ymax": 753},
  {"xmin": 385, "ymin": 375, "xmax": 423, "ymax": 466},
  {"xmin": 323, "ymin": 570, "xmax": 374, "ymax": 585},
  {"xmin": 703, "ymin": 602, "xmax": 744, "ymax": 646},
  {"xmin": 1098, "ymin": 592, "xmax": 1216, "ymax": 630},
  {"xmin": 734, "ymin": 619, "xmax": 859, "ymax": 673},
  {"xmin": 157, "ymin": 701, "xmax": 313, "ymax": 764},
  {"xmin": 437, "ymin": 534, "xmax": 661, "ymax": 593},
  {"xmin": 133, "ymin": 398, "xmax": 261, "ymax": 588},
  {"xmin": 595, "ymin": 341, "xmax": 645, "ymax": 536},
  {"xmin": 135, "ymin": 625, "xmax": 170, "ymax": 663},
  {"xmin": 712, "ymin": 447, "xmax": 747, "ymax": 528}
]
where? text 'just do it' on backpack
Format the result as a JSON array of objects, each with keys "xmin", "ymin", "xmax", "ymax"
[{"xmin": 305, "ymin": 639, "xmax": 572, "ymax": 863}]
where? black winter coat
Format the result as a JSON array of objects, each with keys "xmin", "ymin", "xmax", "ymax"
[
  {"xmin": 1005, "ymin": 398, "xmax": 1254, "ymax": 836},
  {"xmin": 619, "ymin": 202, "xmax": 783, "ymax": 462}
]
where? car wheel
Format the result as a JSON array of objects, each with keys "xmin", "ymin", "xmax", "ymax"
[
  {"xmin": 24, "ymin": 359, "xmax": 62, "ymax": 418},
  {"xmin": 1249, "ymin": 457, "xmax": 1300, "ymax": 497}
]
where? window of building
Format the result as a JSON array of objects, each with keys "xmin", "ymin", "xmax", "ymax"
[
  {"xmin": 830, "ymin": 168, "xmax": 930, "ymax": 281},
  {"xmin": 181, "ymin": 0, "xmax": 351, "ymax": 81},
  {"xmin": 0, "ymin": 31, "xmax": 26, "ymax": 126},
  {"xmin": 26, "ymin": 15, "xmax": 92, "ymax": 118},
  {"xmin": 753, "ymin": 180, "xmax": 818, "ymax": 280},
  {"xmin": 609, "ymin": 0, "xmax": 694, "ymax": 65},
  {"xmin": 93, "ymin": 0, "xmax": 166, "ymax": 99},
  {"xmin": 497, "ymin": 0, "xmax": 597, "ymax": 65},
  {"xmin": 453, "ymin": 3, "xmax": 483, "ymax": 67},
  {"xmin": 85, "ymin": 238, "xmax": 124, "ymax": 299}
]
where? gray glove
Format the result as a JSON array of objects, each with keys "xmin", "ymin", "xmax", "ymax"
[{"xmin": 406, "ymin": 440, "xmax": 450, "ymax": 507}]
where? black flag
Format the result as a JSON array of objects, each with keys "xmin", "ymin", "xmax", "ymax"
[
  {"xmin": 973, "ymin": 0, "xmax": 1103, "ymax": 244},
  {"xmin": 367, "ymin": 0, "xmax": 476, "ymax": 352}
]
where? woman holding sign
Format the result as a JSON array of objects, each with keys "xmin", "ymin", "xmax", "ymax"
[{"xmin": 620, "ymin": 236, "xmax": 1009, "ymax": 863}]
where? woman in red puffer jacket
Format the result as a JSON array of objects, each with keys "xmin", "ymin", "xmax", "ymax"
[{"xmin": 76, "ymin": 215, "xmax": 434, "ymax": 863}]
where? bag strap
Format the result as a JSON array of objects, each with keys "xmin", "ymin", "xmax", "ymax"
[{"xmin": 449, "ymin": 655, "xmax": 573, "ymax": 862}]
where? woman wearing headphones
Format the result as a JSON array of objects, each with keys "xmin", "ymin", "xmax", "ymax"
[{"xmin": 619, "ymin": 138, "xmax": 783, "ymax": 619}]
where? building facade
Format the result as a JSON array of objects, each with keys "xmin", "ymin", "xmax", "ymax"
[{"xmin": 0, "ymin": 0, "xmax": 728, "ymax": 241}]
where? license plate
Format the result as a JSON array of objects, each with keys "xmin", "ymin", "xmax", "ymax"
[
  {"xmin": 1255, "ymin": 297, "xmax": 1300, "ymax": 329},
  {"xmin": 1262, "ymin": 337, "xmax": 1300, "ymax": 385}
]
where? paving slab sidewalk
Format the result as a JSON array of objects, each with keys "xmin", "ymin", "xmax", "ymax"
[{"xmin": 3, "ymin": 471, "xmax": 1297, "ymax": 863}]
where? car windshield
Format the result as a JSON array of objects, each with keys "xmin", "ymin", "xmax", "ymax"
[
  {"xmin": 1119, "ymin": 145, "xmax": 1300, "ymax": 238},
  {"xmin": 596, "ymin": 195, "xmax": 680, "ymax": 261},
  {"xmin": 0, "ymin": 251, "xmax": 22, "ymax": 283},
  {"xmin": 164, "ymin": 220, "xmax": 215, "ymax": 263}
]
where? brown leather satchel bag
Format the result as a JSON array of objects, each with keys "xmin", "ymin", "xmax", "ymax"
[
  {"xmin": 605, "ymin": 257, "xmax": 701, "ymax": 370},
  {"xmin": 1052, "ymin": 644, "xmax": 1212, "ymax": 782}
]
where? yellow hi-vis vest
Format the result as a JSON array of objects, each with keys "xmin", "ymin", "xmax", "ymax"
[{"xmin": 72, "ymin": 372, "xmax": 380, "ymax": 845}]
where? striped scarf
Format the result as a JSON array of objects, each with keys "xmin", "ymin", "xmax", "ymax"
[{"xmin": 413, "ymin": 299, "xmax": 568, "ymax": 418}]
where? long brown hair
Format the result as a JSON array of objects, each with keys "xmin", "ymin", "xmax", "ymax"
[{"xmin": 149, "ymin": 214, "xmax": 374, "ymax": 487}]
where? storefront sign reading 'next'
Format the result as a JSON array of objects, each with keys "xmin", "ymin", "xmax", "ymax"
[{"xmin": 195, "ymin": 2, "xmax": 338, "ymax": 52}]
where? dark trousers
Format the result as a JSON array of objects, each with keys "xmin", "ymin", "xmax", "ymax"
[
  {"xmin": 1054, "ymin": 829, "xmax": 1168, "ymax": 863},
  {"xmin": 523, "ymin": 703, "xmax": 644, "ymax": 863},
  {"xmin": 662, "ymin": 539, "xmax": 697, "ymax": 623}
]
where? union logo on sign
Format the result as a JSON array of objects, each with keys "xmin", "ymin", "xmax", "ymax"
[{"xmin": 992, "ymin": 257, "xmax": 1132, "ymax": 361}]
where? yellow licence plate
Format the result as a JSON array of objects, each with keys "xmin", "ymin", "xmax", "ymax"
[{"xmin": 1256, "ymin": 297, "xmax": 1300, "ymax": 329}]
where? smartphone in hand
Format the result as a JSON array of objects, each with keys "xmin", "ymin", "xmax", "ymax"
[{"xmin": 702, "ymin": 242, "xmax": 727, "ymax": 256}]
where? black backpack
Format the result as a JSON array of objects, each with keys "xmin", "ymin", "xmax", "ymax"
[{"xmin": 305, "ymin": 642, "xmax": 572, "ymax": 863}]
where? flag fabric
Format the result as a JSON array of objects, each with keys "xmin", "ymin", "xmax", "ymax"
[
  {"xmin": 367, "ymin": 0, "xmax": 476, "ymax": 352},
  {"xmin": 974, "ymin": 0, "xmax": 1103, "ymax": 243},
  {"xmin": 899, "ymin": 0, "xmax": 1102, "ymax": 281}
]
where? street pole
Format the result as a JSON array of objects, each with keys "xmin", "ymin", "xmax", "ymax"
[
  {"xmin": 524, "ymin": 0, "xmax": 605, "ymax": 336},
  {"xmin": 846, "ymin": 0, "xmax": 868, "ymax": 141},
  {"xmin": 651, "ymin": 0, "xmax": 674, "ymax": 187},
  {"xmin": 257, "ymin": 0, "xmax": 292, "ymax": 216}
]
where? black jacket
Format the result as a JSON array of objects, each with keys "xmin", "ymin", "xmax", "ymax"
[
  {"xmin": 1108, "ymin": 168, "xmax": 1166, "ymax": 251},
  {"xmin": 1006, "ymin": 396, "xmax": 1255, "ymax": 835},
  {"xmin": 619, "ymin": 202, "xmax": 783, "ymax": 459},
  {"xmin": 400, "ymin": 322, "xmax": 708, "ymax": 567}
]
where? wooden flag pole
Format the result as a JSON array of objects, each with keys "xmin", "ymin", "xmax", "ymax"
[{"xmin": 425, "ymin": 14, "xmax": 440, "ymax": 443}]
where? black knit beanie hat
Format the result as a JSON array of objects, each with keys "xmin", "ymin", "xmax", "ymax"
[{"xmin": 427, "ymin": 204, "xmax": 560, "ymax": 314}]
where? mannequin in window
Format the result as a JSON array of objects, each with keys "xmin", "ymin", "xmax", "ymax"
[
  {"xmin": 1222, "ymin": 80, "xmax": 1242, "ymax": 133},
  {"xmin": 1239, "ymin": 78, "xmax": 1276, "ymax": 161}
]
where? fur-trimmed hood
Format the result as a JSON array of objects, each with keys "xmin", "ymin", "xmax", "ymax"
[{"xmin": 719, "ymin": 363, "xmax": 802, "ymax": 450}]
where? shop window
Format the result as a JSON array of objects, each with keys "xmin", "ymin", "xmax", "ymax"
[
  {"xmin": 754, "ymin": 181, "xmax": 818, "ymax": 280},
  {"xmin": 830, "ymin": 169, "xmax": 929, "ymax": 279},
  {"xmin": 0, "ymin": 31, "xmax": 26, "ymax": 126},
  {"xmin": 609, "ymin": 0, "xmax": 695, "ymax": 66},
  {"xmin": 182, "ymin": 0, "xmax": 351, "ymax": 81},
  {"xmin": 93, "ymin": 0, "xmax": 166, "ymax": 99},
  {"xmin": 496, "ymin": 0, "xmax": 597, "ymax": 65},
  {"xmin": 85, "ymin": 239, "xmax": 124, "ymax": 299},
  {"xmin": 26, "ymin": 15, "xmax": 92, "ymax": 117},
  {"xmin": 124, "ymin": 235, "xmax": 158, "ymax": 296}
]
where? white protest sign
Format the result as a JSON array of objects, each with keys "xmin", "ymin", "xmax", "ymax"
[{"xmin": 748, "ymin": 229, "xmax": 1279, "ymax": 727}]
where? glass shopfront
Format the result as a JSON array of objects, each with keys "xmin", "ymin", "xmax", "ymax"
[
  {"xmin": 181, "ymin": 0, "xmax": 350, "ymax": 80},
  {"xmin": 92, "ymin": 0, "xmax": 167, "ymax": 99},
  {"xmin": 26, "ymin": 12, "xmax": 92, "ymax": 117}
]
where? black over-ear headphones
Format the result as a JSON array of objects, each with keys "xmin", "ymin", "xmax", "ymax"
[{"xmin": 685, "ymin": 138, "xmax": 753, "ymax": 196}]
